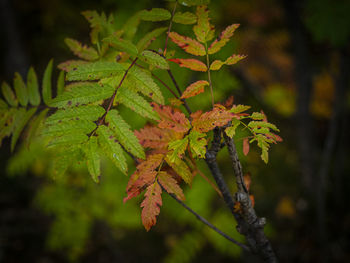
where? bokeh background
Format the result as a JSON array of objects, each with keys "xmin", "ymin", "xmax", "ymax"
[{"xmin": 1, "ymin": 0, "xmax": 350, "ymax": 262}]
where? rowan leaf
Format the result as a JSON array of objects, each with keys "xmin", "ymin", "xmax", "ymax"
[
  {"xmin": 193, "ymin": 5, "xmax": 215, "ymax": 43},
  {"xmin": 191, "ymin": 107, "xmax": 233, "ymax": 132},
  {"xmin": 47, "ymin": 133, "xmax": 88, "ymax": 148},
  {"xmin": 11, "ymin": 108, "xmax": 37, "ymax": 152},
  {"xmin": 168, "ymin": 32, "xmax": 206, "ymax": 56},
  {"xmin": 42, "ymin": 59, "xmax": 53, "ymax": 105},
  {"xmin": 169, "ymin": 58, "xmax": 207, "ymax": 72},
  {"xmin": 122, "ymin": 13, "xmax": 140, "ymax": 41},
  {"xmin": 84, "ymin": 136, "xmax": 101, "ymax": 183},
  {"xmin": 116, "ymin": 86, "xmax": 160, "ymax": 120},
  {"xmin": 210, "ymin": 54, "xmax": 246, "ymax": 71},
  {"xmin": 137, "ymin": 27, "xmax": 167, "ymax": 51},
  {"xmin": 165, "ymin": 156, "xmax": 193, "ymax": 184},
  {"xmin": 49, "ymin": 83, "xmax": 114, "ymax": 108},
  {"xmin": 1, "ymin": 82, "xmax": 17, "ymax": 107},
  {"xmin": 139, "ymin": 8, "xmax": 171, "ymax": 22},
  {"xmin": 140, "ymin": 50, "xmax": 169, "ymax": 69},
  {"xmin": 208, "ymin": 24, "xmax": 239, "ymax": 54},
  {"xmin": 103, "ymin": 36, "xmax": 139, "ymax": 57},
  {"xmin": 209, "ymin": 60, "xmax": 225, "ymax": 71},
  {"xmin": 13, "ymin": 73, "xmax": 28, "ymax": 107},
  {"xmin": 141, "ymin": 181, "xmax": 162, "ymax": 231},
  {"xmin": 97, "ymin": 125, "xmax": 127, "ymax": 174},
  {"xmin": 135, "ymin": 126, "xmax": 173, "ymax": 149},
  {"xmin": 243, "ymin": 138, "xmax": 249, "ymax": 156},
  {"xmin": 188, "ymin": 130, "xmax": 207, "ymax": 158},
  {"xmin": 64, "ymin": 38, "xmax": 99, "ymax": 61},
  {"xmin": 58, "ymin": 60, "xmax": 88, "ymax": 72},
  {"xmin": 248, "ymin": 121, "xmax": 279, "ymax": 132},
  {"xmin": 46, "ymin": 105, "xmax": 105, "ymax": 124},
  {"xmin": 106, "ymin": 110, "xmax": 145, "ymax": 159},
  {"xmin": 167, "ymin": 137, "xmax": 189, "ymax": 163},
  {"xmin": 230, "ymin": 104, "xmax": 251, "ymax": 114},
  {"xmin": 42, "ymin": 119, "xmax": 96, "ymax": 136},
  {"xmin": 158, "ymin": 171, "xmax": 185, "ymax": 200},
  {"xmin": 56, "ymin": 71, "xmax": 65, "ymax": 96},
  {"xmin": 224, "ymin": 118, "xmax": 240, "ymax": 137},
  {"xmin": 151, "ymin": 103, "xmax": 190, "ymax": 133},
  {"xmin": 25, "ymin": 108, "xmax": 49, "ymax": 148},
  {"xmin": 181, "ymin": 80, "xmax": 209, "ymax": 99},
  {"xmin": 255, "ymin": 134, "xmax": 269, "ymax": 163},
  {"xmin": 67, "ymin": 62, "xmax": 125, "ymax": 81},
  {"xmin": 173, "ymin": 12, "xmax": 197, "ymax": 25},
  {"xmin": 128, "ymin": 67, "xmax": 164, "ymax": 104}
]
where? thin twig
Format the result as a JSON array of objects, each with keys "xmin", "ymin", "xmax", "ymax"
[
  {"xmin": 164, "ymin": 1, "xmax": 177, "ymax": 56},
  {"xmin": 158, "ymin": 181, "xmax": 251, "ymax": 252},
  {"xmin": 167, "ymin": 69, "xmax": 192, "ymax": 114},
  {"xmin": 205, "ymin": 43, "xmax": 214, "ymax": 108}
]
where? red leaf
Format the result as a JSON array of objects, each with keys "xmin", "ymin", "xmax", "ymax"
[
  {"xmin": 168, "ymin": 32, "xmax": 206, "ymax": 56},
  {"xmin": 169, "ymin": 58, "xmax": 207, "ymax": 72},
  {"xmin": 208, "ymin": 24, "xmax": 239, "ymax": 54},
  {"xmin": 243, "ymin": 137, "xmax": 249, "ymax": 156},
  {"xmin": 141, "ymin": 181, "xmax": 162, "ymax": 231},
  {"xmin": 181, "ymin": 80, "xmax": 209, "ymax": 99},
  {"xmin": 191, "ymin": 107, "xmax": 234, "ymax": 133},
  {"xmin": 157, "ymin": 171, "xmax": 185, "ymax": 201},
  {"xmin": 151, "ymin": 103, "xmax": 190, "ymax": 133},
  {"xmin": 135, "ymin": 126, "xmax": 174, "ymax": 149}
]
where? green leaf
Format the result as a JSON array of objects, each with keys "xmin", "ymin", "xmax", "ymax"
[
  {"xmin": 224, "ymin": 118, "xmax": 240, "ymax": 137},
  {"xmin": 188, "ymin": 130, "xmax": 207, "ymax": 158},
  {"xmin": 137, "ymin": 27, "xmax": 167, "ymax": 51},
  {"xmin": 25, "ymin": 108, "xmax": 49, "ymax": 148},
  {"xmin": 13, "ymin": 73, "xmax": 28, "ymax": 106},
  {"xmin": 27, "ymin": 67, "xmax": 40, "ymax": 106},
  {"xmin": 103, "ymin": 36, "xmax": 138, "ymax": 57},
  {"xmin": 56, "ymin": 71, "xmax": 65, "ymax": 96},
  {"xmin": 0, "ymin": 99, "xmax": 7, "ymax": 109},
  {"xmin": 11, "ymin": 107, "xmax": 37, "ymax": 152},
  {"xmin": 67, "ymin": 62, "xmax": 125, "ymax": 81},
  {"xmin": 47, "ymin": 133, "xmax": 88, "ymax": 148},
  {"xmin": 250, "ymin": 112, "xmax": 265, "ymax": 120},
  {"xmin": 42, "ymin": 59, "xmax": 53, "ymax": 105},
  {"xmin": 116, "ymin": 86, "xmax": 159, "ymax": 120},
  {"xmin": 139, "ymin": 8, "xmax": 171, "ymax": 22},
  {"xmin": 193, "ymin": 5, "xmax": 215, "ymax": 43},
  {"xmin": 46, "ymin": 105, "xmax": 105, "ymax": 124},
  {"xmin": 140, "ymin": 50, "xmax": 169, "ymax": 69},
  {"xmin": 42, "ymin": 119, "xmax": 96, "ymax": 136},
  {"xmin": 97, "ymin": 125, "xmax": 127, "ymax": 174},
  {"xmin": 256, "ymin": 134, "xmax": 270, "ymax": 163},
  {"xmin": 106, "ymin": 109, "xmax": 145, "ymax": 159},
  {"xmin": 122, "ymin": 13, "xmax": 141, "ymax": 41},
  {"xmin": 165, "ymin": 156, "xmax": 193, "ymax": 185},
  {"xmin": 248, "ymin": 121, "xmax": 279, "ymax": 132},
  {"xmin": 84, "ymin": 136, "xmax": 101, "ymax": 183},
  {"xmin": 128, "ymin": 67, "xmax": 164, "ymax": 104},
  {"xmin": 49, "ymin": 83, "xmax": 114, "ymax": 108},
  {"xmin": 167, "ymin": 137, "xmax": 189, "ymax": 163},
  {"xmin": 173, "ymin": 12, "xmax": 197, "ymax": 24},
  {"xmin": 1, "ymin": 82, "xmax": 18, "ymax": 107},
  {"xmin": 64, "ymin": 38, "xmax": 99, "ymax": 61},
  {"xmin": 230, "ymin": 104, "xmax": 251, "ymax": 114},
  {"xmin": 0, "ymin": 108, "xmax": 16, "ymax": 145}
]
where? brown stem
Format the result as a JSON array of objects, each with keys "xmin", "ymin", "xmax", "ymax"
[{"xmin": 164, "ymin": 1, "xmax": 177, "ymax": 56}]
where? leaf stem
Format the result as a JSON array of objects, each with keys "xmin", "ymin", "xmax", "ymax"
[
  {"xmin": 164, "ymin": 1, "xmax": 177, "ymax": 56},
  {"xmin": 205, "ymin": 43, "xmax": 214, "ymax": 108}
]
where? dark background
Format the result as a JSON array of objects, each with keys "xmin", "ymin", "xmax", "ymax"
[{"xmin": 1, "ymin": 0, "xmax": 350, "ymax": 262}]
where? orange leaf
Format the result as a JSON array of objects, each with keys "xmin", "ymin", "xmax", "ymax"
[
  {"xmin": 249, "ymin": 195, "xmax": 255, "ymax": 208},
  {"xmin": 169, "ymin": 58, "xmax": 207, "ymax": 72},
  {"xmin": 208, "ymin": 24, "xmax": 239, "ymax": 54},
  {"xmin": 158, "ymin": 171, "xmax": 185, "ymax": 201},
  {"xmin": 225, "ymin": 54, "xmax": 247, "ymax": 65},
  {"xmin": 151, "ymin": 103, "xmax": 190, "ymax": 132},
  {"xmin": 243, "ymin": 173, "xmax": 252, "ymax": 192},
  {"xmin": 141, "ymin": 181, "xmax": 162, "ymax": 231},
  {"xmin": 168, "ymin": 32, "xmax": 206, "ymax": 56},
  {"xmin": 191, "ymin": 107, "xmax": 234, "ymax": 133},
  {"xmin": 181, "ymin": 80, "xmax": 209, "ymax": 99},
  {"xmin": 243, "ymin": 138, "xmax": 250, "ymax": 156},
  {"xmin": 135, "ymin": 126, "xmax": 174, "ymax": 149}
]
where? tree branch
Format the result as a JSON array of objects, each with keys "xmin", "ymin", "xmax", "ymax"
[{"xmin": 158, "ymin": 181, "xmax": 251, "ymax": 252}]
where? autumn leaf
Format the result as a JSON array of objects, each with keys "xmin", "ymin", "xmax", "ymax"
[
  {"xmin": 243, "ymin": 173, "xmax": 252, "ymax": 192},
  {"xmin": 167, "ymin": 137, "xmax": 189, "ymax": 163},
  {"xmin": 208, "ymin": 24, "xmax": 239, "ymax": 54},
  {"xmin": 191, "ymin": 107, "xmax": 233, "ymax": 132},
  {"xmin": 169, "ymin": 58, "xmax": 207, "ymax": 72},
  {"xmin": 181, "ymin": 80, "xmax": 209, "ymax": 99},
  {"xmin": 188, "ymin": 130, "xmax": 207, "ymax": 158},
  {"xmin": 168, "ymin": 32, "xmax": 206, "ymax": 56},
  {"xmin": 135, "ymin": 126, "xmax": 174, "ymax": 149},
  {"xmin": 157, "ymin": 171, "xmax": 185, "ymax": 201},
  {"xmin": 210, "ymin": 54, "xmax": 246, "ymax": 71},
  {"xmin": 243, "ymin": 137, "xmax": 250, "ymax": 156},
  {"xmin": 141, "ymin": 181, "xmax": 162, "ymax": 231},
  {"xmin": 151, "ymin": 103, "xmax": 190, "ymax": 133},
  {"xmin": 193, "ymin": 5, "xmax": 215, "ymax": 43}
]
